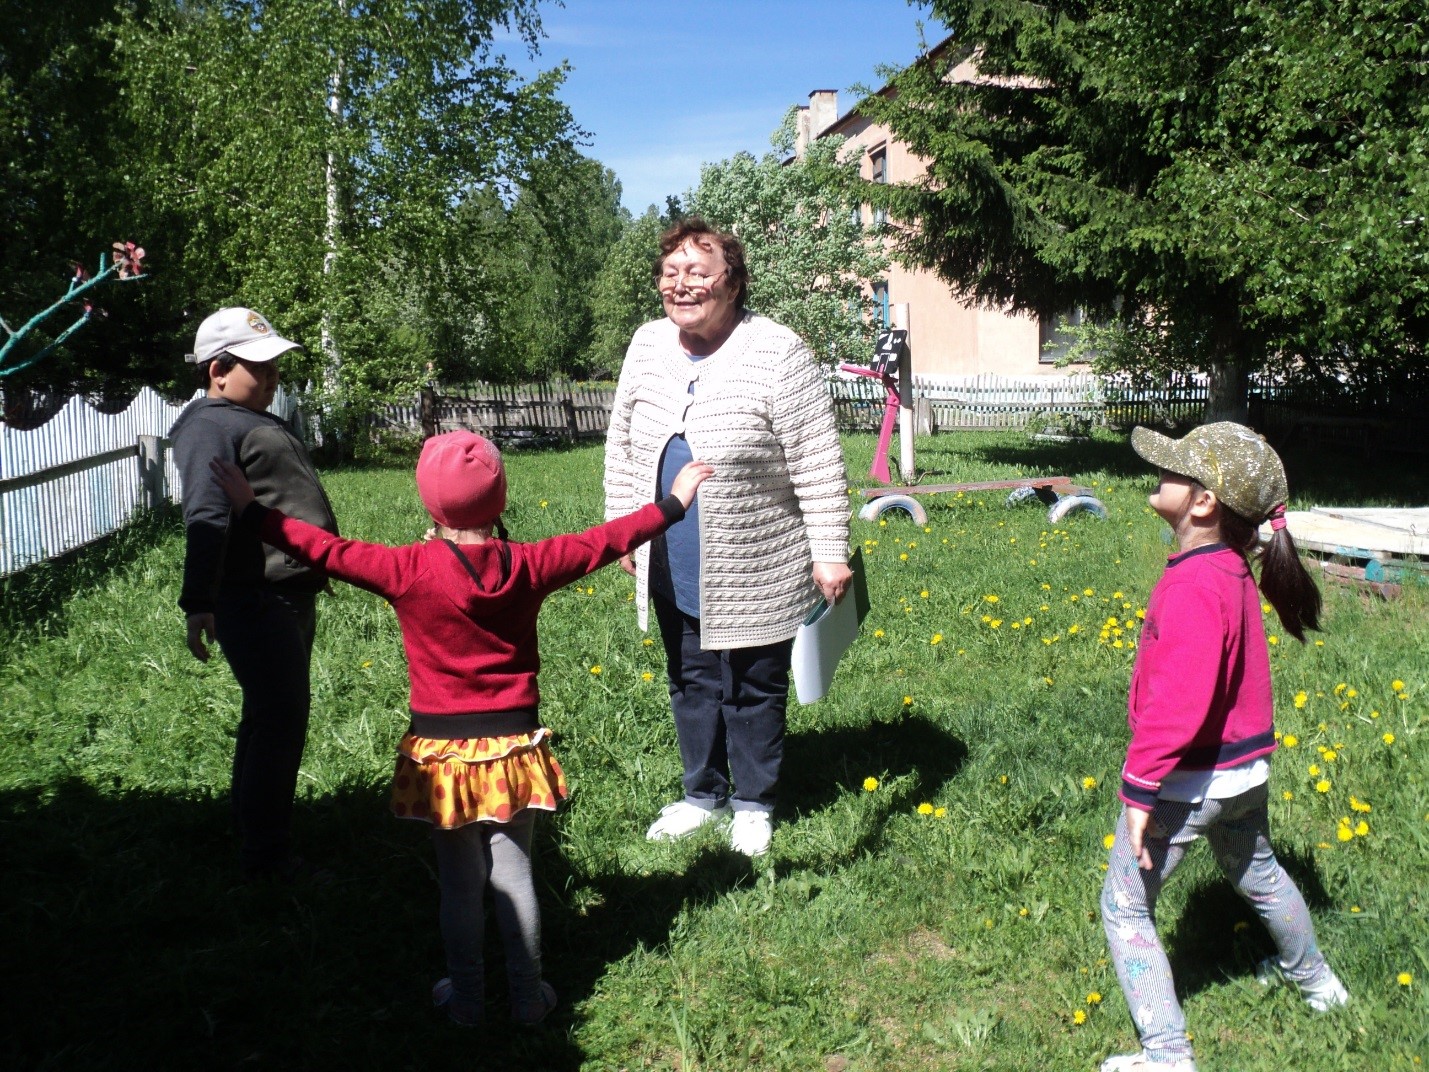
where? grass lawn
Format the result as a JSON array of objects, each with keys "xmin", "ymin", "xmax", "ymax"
[{"xmin": 1, "ymin": 429, "xmax": 1425, "ymax": 1071}]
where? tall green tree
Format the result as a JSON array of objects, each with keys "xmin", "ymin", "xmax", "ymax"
[
  {"xmin": 583, "ymin": 206, "xmax": 667, "ymax": 377},
  {"xmin": 113, "ymin": 0, "xmax": 578, "ymax": 419},
  {"xmin": 689, "ymin": 115, "xmax": 889, "ymax": 367},
  {"xmin": 863, "ymin": 1, "xmax": 1429, "ymax": 419}
]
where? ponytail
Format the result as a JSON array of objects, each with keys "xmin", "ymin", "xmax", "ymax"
[{"xmin": 1220, "ymin": 507, "xmax": 1322, "ymax": 642}]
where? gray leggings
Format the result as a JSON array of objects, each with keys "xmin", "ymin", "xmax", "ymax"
[
  {"xmin": 1101, "ymin": 783, "xmax": 1329, "ymax": 1062},
  {"xmin": 430, "ymin": 811, "xmax": 542, "ymax": 1009}
]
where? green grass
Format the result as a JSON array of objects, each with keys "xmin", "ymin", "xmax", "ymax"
[{"xmin": 2, "ymin": 430, "xmax": 1425, "ymax": 1070}]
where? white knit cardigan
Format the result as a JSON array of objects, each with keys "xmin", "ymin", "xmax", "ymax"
[{"xmin": 603, "ymin": 312, "xmax": 850, "ymax": 649}]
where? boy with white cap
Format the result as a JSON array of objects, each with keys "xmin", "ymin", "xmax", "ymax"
[{"xmin": 170, "ymin": 307, "xmax": 339, "ymax": 883}]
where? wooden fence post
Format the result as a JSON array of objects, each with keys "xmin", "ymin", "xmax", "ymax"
[{"xmin": 137, "ymin": 434, "xmax": 165, "ymax": 511}]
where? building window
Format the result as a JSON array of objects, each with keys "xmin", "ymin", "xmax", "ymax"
[
  {"xmin": 872, "ymin": 281, "xmax": 890, "ymax": 328},
  {"xmin": 1039, "ymin": 307, "xmax": 1091, "ymax": 364},
  {"xmin": 870, "ymin": 146, "xmax": 888, "ymax": 227}
]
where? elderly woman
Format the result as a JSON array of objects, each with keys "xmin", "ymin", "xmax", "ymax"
[{"xmin": 603, "ymin": 217, "xmax": 852, "ymax": 857}]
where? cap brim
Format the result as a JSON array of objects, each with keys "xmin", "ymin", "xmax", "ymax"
[
  {"xmin": 1130, "ymin": 426, "xmax": 1184, "ymax": 473},
  {"xmin": 225, "ymin": 335, "xmax": 303, "ymax": 363}
]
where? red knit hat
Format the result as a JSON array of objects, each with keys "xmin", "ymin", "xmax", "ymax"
[{"xmin": 416, "ymin": 431, "xmax": 507, "ymax": 529}]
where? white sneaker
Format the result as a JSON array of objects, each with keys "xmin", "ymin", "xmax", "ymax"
[
  {"xmin": 645, "ymin": 801, "xmax": 730, "ymax": 841},
  {"xmin": 1256, "ymin": 957, "xmax": 1350, "ymax": 1012},
  {"xmin": 729, "ymin": 810, "xmax": 773, "ymax": 857},
  {"xmin": 1099, "ymin": 1052, "xmax": 1198, "ymax": 1072}
]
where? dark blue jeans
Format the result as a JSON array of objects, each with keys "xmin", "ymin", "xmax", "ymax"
[
  {"xmin": 214, "ymin": 587, "xmax": 317, "ymax": 877},
  {"xmin": 652, "ymin": 595, "xmax": 794, "ymax": 812}
]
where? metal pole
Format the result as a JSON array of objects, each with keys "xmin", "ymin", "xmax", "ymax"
[{"xmin": 893, "ymin": 303, "xmax": 914, "ymax": 482}]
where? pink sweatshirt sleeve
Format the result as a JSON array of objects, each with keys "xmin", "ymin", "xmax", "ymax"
[
  {"xmin": 523, "ymin": 499, "xmax": 680, "ymax": 594},
  {"xmin": 256, "ymin": 505, "xmax": 418, "ymax": 602},
  {"xmin": 1120, "ymin": 579, "xmax": 1228, "ymax": 810}
]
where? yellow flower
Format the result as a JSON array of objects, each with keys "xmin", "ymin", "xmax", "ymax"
[
  {"xmin": 1293, "ymin": 691, "xmax": 1308, "ymax": 708},
  {"xmin": 899, "ymin": 553, "xmax": 908, "ymax": 561},
  {"xmin": 1334, "ymin": 682, "xmax": 1347, "ymax": 695},
  {"xmin": 1315, "ymin": 639, "xmax": 1324, "ymax": 646},
  {"xmin": 863, "ymin": 777, "xmax": 879, "ymax": 792},
  {"xmin": 917, "ymin": 802, "xmax": 934, "ymax": 815},
  {"xmin": 1383, "ymin": 733, "xmax": 1396, "ymax": 745},
  {"xmin": 1336, "ymin": 823, "xmax": 1354, "ymax": 842},
  {"xmin": 1346, "ymin": 687, "xmax": 1358, "ymax": 698},
  {"xmin": 643, "ymin": 637, "xmax": 654, "ymax": 646},
  {"xmin": 1283, "ymin": 734, "xmax": 1299, "ymax": 747},
  {"xmin": 590, "ymin": 665, "xmax": 602, "ymax": 675},
  {"xmin": 1018, "ymin": 906, "xmax": 1029, "ymax": 917},
  {"xmin": 990, "ymin": 618, "xmax": 1003, "ymax": 628},
  {"xmin": 1083, "ymin": 588, "xmax": 1095, "ymax": 596},
  {"xmin": 1268, "ymin": 635, "xmax": 1279, "ymax": 645},
  {"xmin": 984, "ymin": 594, "xmax": 1000, "ymax": 603},
  {"xmin": 1067, "ymin": 624, "xmax": 1080, "ymax": 635},
  {"xmin": 903, "ymin": 695, "xmax": 913, "ymax": 706},
  {"xmin": 1082, "ymin": 777, "xmax": 1097, "ymax": 790},
  {"xmin": 539, "ymin": 500, "xmax": 548, "ymax": 508},
  {"xmin": 1087, "ymin": 992, "xmax": 1102, "ymax": 1004},
  {"xmin": 920, "ymin": 589, "xmax": 930, "ymax": 599},
  {"xmin": 873, "ymin": 629, "xmax": 885, "ymax": 639},
  {"xmin": 931, "ymin": 633, "xmax": 943, "ymax": 645},
  {"xmin": 1398, "ymin": 972, "xmax": 1414, "ymax": 986},
  {"xmin": 934, "ymin": 806, "xmax": 947, "ymax": 818},
  {"xmin": 1350, "ymin": 905, "xmax": 1361, "ymax": 913},
  {"xmin": 1316, "ymin": 779, "xmax": 1331, "ymax": 793},
  {"xmin": 641, "ymin": 672, "xmax": 653, "ymax": 682},
  {"xmin": 999, "ymin": 775, "xmax": 1009, "ymax": 784},
  {"xmin": 1308, "ymin": 763, "xmax": 1320, "ymax": 777},
  {"xmin": 361, "ymin": 660, "xmax": 372, "ymax": 669},
  {"xmin": 1391, "ymin": 679, "xmax": 1405, "ymax": 692},
  {"xmin": 1103, "ymin": 833, "xmax": 1116, "ymax": 850},
  {"xmin": 1355, "ymin": 821, "xmax": 1369, "ymax": 837},
  {"xmin": 1072, "ymin": 1009, "xmax": 1087, "ymax": 1025},
  {"xmin": 1323, "ymin": 750, "xmax": 1337, "ymax": 762}
]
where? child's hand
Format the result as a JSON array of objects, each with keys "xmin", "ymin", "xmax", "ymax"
[
  {"xmin": 1125, "ymin": 806, "xmax": 1155, "ymax": 871},
  {"xmin": 209, "ymin": 458, "xmax": 256, "ymax": 512},
  {"xmin": 670, "ymin": 461, "xmax": 713, "ymax": 510}
]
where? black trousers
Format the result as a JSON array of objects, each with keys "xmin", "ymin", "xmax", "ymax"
[
  {"xmin": 214, "ymin": 587, "xmax": 317, "ymax": 876},
  {"xmin": 652, "ymin": 595, "xmax": 794, "ymax": 812}
]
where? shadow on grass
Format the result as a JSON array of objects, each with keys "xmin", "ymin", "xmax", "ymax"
[
  {"xmin": 2, "ymin": 769, "xmax": 778, "ymax": 1071},
  {"xmin": 1167, "ymin": 844, "xmax": 1337, "ymax": 1002}
]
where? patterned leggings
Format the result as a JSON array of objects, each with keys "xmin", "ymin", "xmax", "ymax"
[
  {"xmin": 430, "ymin": 811, "xmax": 543, "ymax": 1011},
  {"xmin": 1100, "ymin": 783, "xmax": 1328, "ymax": 1063}
]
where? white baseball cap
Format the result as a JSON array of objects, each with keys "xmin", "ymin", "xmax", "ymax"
[{"xmin": 186, "ymin": 307, "xmax": 303, "ymax": 365}]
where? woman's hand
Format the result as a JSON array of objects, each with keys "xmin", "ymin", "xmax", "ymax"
[
  {"xmin": 812, "ymin": 560, "xmax": 853, "ymax": 606},
  {"xmin": 670, "ymin": 461, "xmax": 713, "ymax": 510},
  {"xmin": 209, "ymin": 457, "xmax": 256, "ymax": 512}
]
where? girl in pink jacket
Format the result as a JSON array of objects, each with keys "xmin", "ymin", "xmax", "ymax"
[{"xmin": 1099, "ymin": 423, "xmax": 1348, "ymax": 1072}]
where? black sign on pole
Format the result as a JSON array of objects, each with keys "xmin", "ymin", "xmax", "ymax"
[{"xmin": 873, "ymin": 329, "xmax": 910, "ymax": 405}]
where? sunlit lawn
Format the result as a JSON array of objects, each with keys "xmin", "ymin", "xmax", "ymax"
[{"xmin": 1, "ymin": 429, "xmax": 1424, "ymax": 1070}]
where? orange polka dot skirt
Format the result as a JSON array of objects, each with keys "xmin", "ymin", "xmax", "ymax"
[{"xmin": 390, "ymin": 728, "xmax": 568, "ymax": 829}]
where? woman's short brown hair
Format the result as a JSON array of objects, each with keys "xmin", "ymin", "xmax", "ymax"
[{"xmin": 654, "ymin": 217, "xmax": 749, "ymax": 308}]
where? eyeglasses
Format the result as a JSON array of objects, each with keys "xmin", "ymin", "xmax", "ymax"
[{"xmin": 657, "ymin": 269, "xmax": 727, "ymax": 293}]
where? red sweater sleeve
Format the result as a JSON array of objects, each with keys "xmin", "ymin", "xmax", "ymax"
[
  {"xmin": 524, "ymin": 499, "xmax": 681, "ymax": 595},
  {"xmin": 1121, "ymin": 579, "xmax": 1228, "ymax": 810},
  {"xmin": 254, "ymin": 505, "xmax": 420, "ymax": 602}
]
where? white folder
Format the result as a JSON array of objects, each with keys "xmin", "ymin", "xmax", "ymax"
[{"xmin": 790, "ymin": 549, "xmax": 869, "ymax": 704}]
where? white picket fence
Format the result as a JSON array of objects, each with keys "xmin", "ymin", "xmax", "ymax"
[{"xmin": 0, "ymin": 386, "xmax": 301, "ymax": 577}]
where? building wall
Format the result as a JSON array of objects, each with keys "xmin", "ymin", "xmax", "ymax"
[{"xmin": 796, "ymin": 79, "xmax": 1079, "ymax": 381}]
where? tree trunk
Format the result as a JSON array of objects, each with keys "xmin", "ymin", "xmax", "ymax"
[{"xmin": 1205, "ymin": 360, "xmax": 1250, "ymax": 423}]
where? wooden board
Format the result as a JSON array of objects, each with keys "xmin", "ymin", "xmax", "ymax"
[{"xmin": 1271, "ymin": 507, "xmax": 1429, "ymax": 561}]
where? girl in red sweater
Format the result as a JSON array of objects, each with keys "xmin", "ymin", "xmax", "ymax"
[
  {"xmin": 213, "ymin": 432, "xmax": 710, "ymax": 1028},
  {"xmin": 1099, "ymin": 423, "xmax": 1347, "ymax": 1072}
]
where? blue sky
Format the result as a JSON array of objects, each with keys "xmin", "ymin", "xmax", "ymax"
[{"xmin": 503, "ymin": 0, "xmax": 944, "ymax": 214}]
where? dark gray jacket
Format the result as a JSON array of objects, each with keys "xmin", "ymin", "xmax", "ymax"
[{"xmin": 171, "ymin": 397, "xmax": 339, "ymax": 614}]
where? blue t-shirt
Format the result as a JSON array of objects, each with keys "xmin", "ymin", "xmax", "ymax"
[{"xmin": 650, "ymin": 355, "xmax": 703, "ymax": 616}]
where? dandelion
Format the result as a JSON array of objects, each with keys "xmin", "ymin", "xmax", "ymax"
[
  {"xmin": 1391, "ymin": 679, "xmax": 1405, "ymax": 692},
  {"xmin": 361, "ymin": 660, "xmax": 372, "ymax": 669},
  {"xmin": 1383, "ymin": 733, "xmax": 1396, "ymax": 745},
  {"xmin": 1350, "ymin": 906, "xmax": 1361, "ymax": 913},
  {"xmin": 917, "ymin": 802, "xmax": 934, "ymax": 816},
  {"xmin": 930, "ymin": 633, "xmax": 943, "ymax": 645},
  {"xmin": 1323, "ymin": 750, "xmax": 1338, "ymax": 762},
  {"xmin": 1283, "ymin": 734, "xmax": 1299, "ymax": 747},
  {"xmin": 641, "ymin": 672, "xmax": 654, "ymax": 682},
  {"xmin": 900, "ymin": 553, "xmax": 908, "ymax": 561},
  {"xmin": 1084, "ymin": 588, "xmax": 1095, "ymax": 596},
  {"xmin": 1082, "ymin": 777, "xmax": 1098, "ymax": 790},
  {"xmin": 1336, "ymin": 822, "xmax": 1354, "ymax": 843},
  {"xmin": 1315, "ymin": 639, "xmax": 1324, "ymax": 646},
  {"xmin": 1073, "ymin": 1009, "xmax": 1087, "ymax": 1025},
  {"xmin": 999, "ymin": 775, "xmax": 1009, "ymax": 785},
  {"xmin": 1350, "ymin": 796, "xmax": 1372, "ymax": 813},
  {"xmin": 1283, "ymin": 790, "xmax": 1294, "ymax": 801},
  {"xmin": 903, "ymin": 695, "xmax": 913, "ymax": 706},
  {"xmin": 539, "ymin": 500, "xmax": 548, "ymax": 508},
  {"xmin": 934, "ymin": 806, "xmax": 947, "ymax": 818},
  {"xmin": 590, "ymin": 665, "xmax": 602, "ymax": 675},
  {"xmin": 920, "ymin": 589, "xmax": 930, "ymax": 599},
  {"xmin": 1103, "ymin": 833, "xmax": 1116, "ymax": 850},
  {"xmin": 1018, "ymin": 906, "xmax": 1029, "ymax": 917},
  {"xmin": 863, "ymin": 777, "xmax": 879, "ymax": 792},
  {"xmin": 990, "ymin": 619, "xmax": 1003, "ymax": 628},
  {"xmin": 1316, "ymin": 779, "xmax": 1331, "ymax": 793},
  {"xmin": 1398, "ymin": 972, "xmax": 1414, "ymax": 986},
  {"xmin": 1067, "ymin": 624, "xmax": 1080, "ymax": 635},
  {"xmin": 1268, "ymin": 636, "xmax": 1280, "ymax": 646},
  {"xmin": 1087, "ymin": 992, "xmax": 1102, "ymax": 1004},
  {"xmin": 1346, "ymin": 688, "xmax": 1358, "ymax": 698},
  {"xmin": 1355, "ymin": 821, "xmax": 1369, "ymax": 837},
  {"xmin": 984, "ymin": 594, "xmax": 1000, "ymax": 603},
  {"xmin": 1308, "ymin": 764, "xmax": 1321, "ymax": 777}
]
